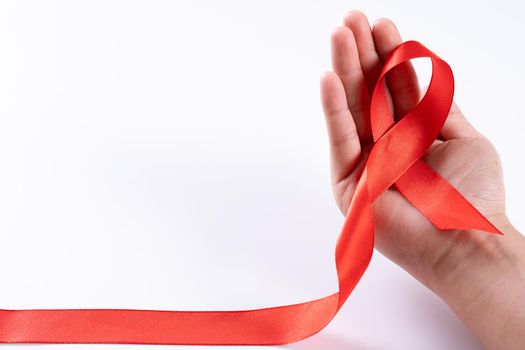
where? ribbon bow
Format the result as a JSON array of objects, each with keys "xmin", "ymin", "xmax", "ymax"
[{"xmin": 0, "ymin": 41, "xmax": 500, "ymax": 345}]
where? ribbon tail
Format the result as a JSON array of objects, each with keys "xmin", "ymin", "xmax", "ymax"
[{"xmin": 394, "ymin": 159, "xmax": 501, "ymax": 234}]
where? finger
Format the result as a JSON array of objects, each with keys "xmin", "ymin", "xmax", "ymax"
[
  {"xmin": 320, "ymin": 71, "xmax": 362, "ymax": 183},
  {"xmin": 331, "ymin": 26, "xmax": 372, "ymax": 143},
  {"xmin": 372, "ymin": 18, "xmax": 421, "ymax": 119},
  {"xmin": 440, "ymin": 102, "xmax": 479, "ymax": 140},
  {"xmin": 343, "ymin": 10, "xmax": 383, "ymax": 94}
]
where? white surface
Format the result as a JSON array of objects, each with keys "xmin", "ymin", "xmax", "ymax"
[{"xmin": 0, "ymin": 1, "xmax": 523, "ymax": 349}]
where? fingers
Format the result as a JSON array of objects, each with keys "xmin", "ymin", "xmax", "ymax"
[
  {"xmin": 331, "ymin": 26, "xmax": 372, "ymax": 143},
  {"xmin": 320, "ymin": 71, "xmax": 362, "ymax": 183},
  {"xmin": 370, "ymin": 19, "xmax": 475, "ymax": 141},
  {"xmin": 328, "ymin": 11, "xmax": 476, "ymax": 154},
  {"xmin": 440, "ymin": 102, "xmax": 479, "ymax": 140},
  {"xmin": 372, "ymin": 18, "xmax": 421, "ymax": 119},
  {"xmin": 343, "ymin": 11, "xmax": 383, "ymax": 94}
]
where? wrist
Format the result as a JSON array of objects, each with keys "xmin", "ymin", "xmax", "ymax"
[
  {"xmin": 428, "ymin": 217, "xmax": 522, "ymax": 292},
  {"xmin": 428, "ymin": 218, "xmax": 525, "ymax": 349}
]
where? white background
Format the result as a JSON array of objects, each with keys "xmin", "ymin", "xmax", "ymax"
[{"xmin": 0, "ymin": 1, "xmax": 524, "ymax": 349}]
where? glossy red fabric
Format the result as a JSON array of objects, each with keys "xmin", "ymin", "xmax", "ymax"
[{"xmin": 0, "ymin": 41, "xmax": 501, "ymax": 345}]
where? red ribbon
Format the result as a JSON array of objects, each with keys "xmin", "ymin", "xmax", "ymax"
[{"xmin": 0, "ymin": 41, "xmax": 500, "ymax": 345}]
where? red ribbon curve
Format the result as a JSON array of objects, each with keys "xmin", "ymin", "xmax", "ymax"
[{"xmin": 0, "ymin": 41, "xmax": 501, "ymax": 345}]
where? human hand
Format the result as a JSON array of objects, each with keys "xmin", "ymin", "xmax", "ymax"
[{"xmin": 320, "ymin": 11, "xmax": 525, "ymax": 349}]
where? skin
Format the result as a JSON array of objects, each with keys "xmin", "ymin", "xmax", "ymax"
[{"xmin": 320, "ymin": 11, "xmax": 525, "ymax": 349}]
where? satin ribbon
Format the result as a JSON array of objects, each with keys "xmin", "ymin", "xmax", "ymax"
[{"xmin": 0, "ymin": 41, "xmax": 501, "ymax": 345}]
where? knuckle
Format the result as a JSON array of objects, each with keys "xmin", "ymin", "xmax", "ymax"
[{"xmin": 331, "ymin": 127, "xmax": 359, "ymax": 148}]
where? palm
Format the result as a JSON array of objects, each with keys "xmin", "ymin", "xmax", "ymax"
[{"xmin": 321, "ymin": 12, "xmax": 505, "ymax": 286}]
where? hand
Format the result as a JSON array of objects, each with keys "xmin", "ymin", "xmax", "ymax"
[{"xmin": 320, "ymin": 11, "xmax": 525, "ymax": 349}]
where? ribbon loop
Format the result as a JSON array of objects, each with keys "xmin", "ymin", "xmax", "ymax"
[{"xmin": 368, "ymin": 42, "xmax": 455, "ymax": 201}]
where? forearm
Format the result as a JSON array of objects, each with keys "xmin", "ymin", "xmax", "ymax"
[{"xmin": 429, "ymin": 220, "xmax": 525, "ymax": 349}]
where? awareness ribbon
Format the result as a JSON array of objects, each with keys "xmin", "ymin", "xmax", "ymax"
[{"xmin": 0, "ymin": 41, "xmax": 501, "ymax": 345}]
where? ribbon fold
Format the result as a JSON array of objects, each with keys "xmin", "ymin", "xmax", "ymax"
[{"xmin": 0, "ymin": 41, "xmax": 500, "ymax": 345}]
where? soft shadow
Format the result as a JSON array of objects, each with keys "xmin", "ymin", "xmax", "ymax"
[{"xmin": 280, "ymin": 331, "xmax": 378, "ymax": 350}]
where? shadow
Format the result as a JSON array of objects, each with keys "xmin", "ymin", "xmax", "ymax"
[{"xmin": 280, "ymin": 331, "xmax": 379, "ymax": 350}]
